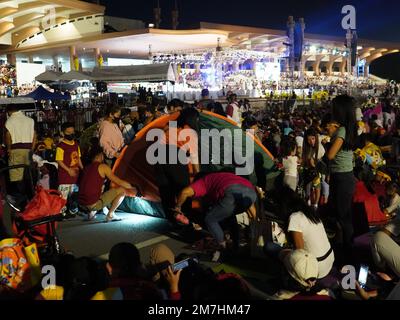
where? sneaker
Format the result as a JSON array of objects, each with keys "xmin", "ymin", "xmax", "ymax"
[
  {"xmin": 212, "ymin": 250, "xmax": 222, "ymax": 263},
  {"xmin": 175, "ymin": 213, "xmax": 190, "ymax": 225},
  {"xmin": 101, "ymin": 207, "xmax": 109, "ymax": 216},
  {"xmin": 192, "ymin": 223, "xmax": 203, "ymax": 231},
  {"xmin": 87, "ymin": 211, "xmax": 97, "ymax": 221},
  {"xmin": 69, "ymin": 207, "xmax": 79, "ymax": 215}
]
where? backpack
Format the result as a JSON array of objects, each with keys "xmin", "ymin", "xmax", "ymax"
[{"xmin": 0, "ymin": 238, "xmax": 36, "ymax": 293}]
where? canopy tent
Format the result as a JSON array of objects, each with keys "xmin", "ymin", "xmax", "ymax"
[
  {"xmin": 24, "ymin": 85, "xmax": 70, "ymax": 101},
  {"xmin": 112, "ymin": 110, "xmax": 279, "ymax": 218},
  {"xmin": 91, "ymin": 63, "xmax": 176, "ymax": 83},
  {"xmin": 35, "ymin": 70, "xmax": 63, "ymax": 84},
  {"xmin": 59, "ymin": 70, "xmax": 94, "ymax": 81}
]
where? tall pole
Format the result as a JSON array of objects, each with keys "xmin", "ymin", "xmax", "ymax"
[
  {"xmin": 287, "ymin": 16, "xmax": 295, "ymax": 93},
  {"xmin": 299, "ymin": 18, "xmax": 306, "ymax": 82},
  {"xmin": 172, "ymin": 0, "xmax": 179, "ymax": 30},
  {"xmin": 346, "ymin": 28, "xmax": 353, "ymax": 95},
  {"xmin": 154, "ymin": 0, "xmax": 161, "ymax": 28}
]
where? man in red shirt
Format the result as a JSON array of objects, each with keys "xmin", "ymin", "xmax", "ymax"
[
  {"xmin": 79, "ymin": 145, "xmax": 134, "ymax": 222},
  {"xmin": 174, "ymin": 172, "xmax": 257, "ymax": 261},
  {"xmin": 56, "ymin": 123, "xmax": 83, "ymax": 211}
]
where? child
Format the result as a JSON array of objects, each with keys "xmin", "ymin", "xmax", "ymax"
[
  {"xmin": 56, "ymin": 122, "xmax": 83, "ymax": 215},
  {"xmin": 281, "ymin": 139, "xmax": 298, "ymax": 192},
  {"xmin": 383, "ymin": 183, "xmax": 400, "ymax": 219}
]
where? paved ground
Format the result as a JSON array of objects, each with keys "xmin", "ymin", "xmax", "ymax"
[
  {"xmin": 57, "ymin": 211, "xmax": 217, "ymax": 265},
  {"xmin": 57, "ymin": 211, "xmax": 281, "ymax": 296}
]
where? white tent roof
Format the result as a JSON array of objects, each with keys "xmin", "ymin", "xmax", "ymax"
[
  {"xmin": 35, "ymin": 70, "xmax": 63, "ymax": 83},
  {"xmin": 91, "ymin": 63, "xmax": 175, "ymax": 82},
  {"xmin": 59, "ymin": 70, "xmax": 94, "ymax": 81}
]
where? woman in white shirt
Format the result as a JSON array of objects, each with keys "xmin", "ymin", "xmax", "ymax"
[
  {"xmin": 281, "ymin": 187, "xmax": 335, "ymax": 279},
  {"xmin": 281, "ymin": 139, "xmax": 298, "ymax": 192}
]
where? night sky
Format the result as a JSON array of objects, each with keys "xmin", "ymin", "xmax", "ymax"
[{"xmin": 99, "ymin": 0, "xmax": 400, "ymax": 80}]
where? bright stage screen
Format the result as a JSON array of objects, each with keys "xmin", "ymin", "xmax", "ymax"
[{"xmin": 16, "ymin": 62, "xmax": 46, "ymax": 86}]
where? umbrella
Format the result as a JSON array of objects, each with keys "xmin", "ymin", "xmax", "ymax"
[
  {"xmin": 59, "ymin": 70, "xmax": 93, "ymax": 81},
  {"xmin": 24, "ymin": 85, "xmax": 70, "ymax": 101},
  {"xmin": 35, "ymin": 71, "xmax": 63, "ymax": 84}
]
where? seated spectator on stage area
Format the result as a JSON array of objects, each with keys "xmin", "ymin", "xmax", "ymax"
[{"xmin": 78, "ymin": 145, "xmax": 134, "ymax": 222}]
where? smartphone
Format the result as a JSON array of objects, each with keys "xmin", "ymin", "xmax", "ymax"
[
  {"xmin": 172, "ymin": 258, "xmax": 191, "ymax": 272},
  {"xmin": 358, "ymin": 265, "xmax": 369, "ymax": 289}
]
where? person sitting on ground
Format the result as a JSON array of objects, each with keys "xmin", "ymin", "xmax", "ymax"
[
  {"xmin": 273, "ymin": 249, "xmax": 323, "ymax": 300},
  {"xmin": 174, "ymin": 172, "xmax": 258, "ymax": 262},
  {"xmin": 265, "ymin": 187, "xmax": 334, "ymax": 280},
  {"xmin": 38, "ymin": 255, "xmax": 108, "ymax": 300},
  {"xmin": 78, "ymin": 145, "xmax": 134, "ymax": 222},
  {"xmin": 371, "ymin": 218, "xmax": 400, "ymax": 278},
  {"xmin": 383, "ymin": 183, "xmax": 400, "ymax": 219},
  {"xmin": 148, "ymin": 243, "xmax": 191, "ymax": 300},
  {"xmin": 92, "ymin": 243, "xmax": 163, "ymax": 300}
]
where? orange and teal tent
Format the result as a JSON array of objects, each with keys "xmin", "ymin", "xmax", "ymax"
[{"xmin": 113, "ymin": 110, "xmax": 279, "ymax": 218}]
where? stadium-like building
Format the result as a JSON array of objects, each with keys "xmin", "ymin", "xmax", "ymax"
[{"xmin": 0, "ymin": 0, "xmax": 399, "ymax": 82}]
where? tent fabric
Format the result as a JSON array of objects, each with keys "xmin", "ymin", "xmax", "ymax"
[
  {"xmin": 24, "ymin": 85, "xmax": 70, "ymax": 101},
  {"xmin": 59, "ymin": 70, "xmax": 93, "ymax": 81},
  {"xmin": 91, "ymin": 63, "xmax": 175, "ymax": 82},
  {"xmin": 114, "ymin": 110, "xmax": 279, "ymax": 218},
  {"xmin": 35, "ymin": 71, "xmax": 63, "ymax": 83}
]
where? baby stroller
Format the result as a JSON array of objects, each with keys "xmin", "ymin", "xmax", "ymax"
[{"xmin": 0, "ymin": 164, "xmax": 65, "ymax": 263}]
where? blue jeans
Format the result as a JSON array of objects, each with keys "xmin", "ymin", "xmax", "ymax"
[{"xmin": 204, "ymin": 184, "xmax": 257, "ymax": 244}]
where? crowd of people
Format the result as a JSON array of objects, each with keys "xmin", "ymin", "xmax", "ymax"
[{"xmin": 2, "ymin": 79, "xmax": 400, "ymax": 301}]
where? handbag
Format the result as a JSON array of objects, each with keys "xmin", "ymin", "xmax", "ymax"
[
  {"xmin": 0, "ymin": 238, "xmax": 41, "ymax": 292},
  {"xmin": 21, "ymin": 186, "xmax": 67, "ymax": 221}
]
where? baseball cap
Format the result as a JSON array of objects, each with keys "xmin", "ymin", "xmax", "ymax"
[{"xmin": 283, "ymin": 249, "xmax": 319, "ymax": 288}]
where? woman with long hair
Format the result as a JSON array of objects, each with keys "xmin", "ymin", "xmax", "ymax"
[
  {"xmin": 302, "ymin": 128, "xmax": 326, "ymax": 208},
  {"xmin": 326, "ymin": 95, "xmax": 357, "ymax": 262},
  {"xmin": 265, "ymin": 186, "xmax": 334, "ymax": 280}
]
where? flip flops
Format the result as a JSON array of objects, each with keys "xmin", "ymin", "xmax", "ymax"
[
  {"xmin": 87, "ymin": 211, "xmax": 97, "ymax": 221},
  {"xmin": 105, "ymin": 214, "xmax": 123, "ymax": 223}
]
